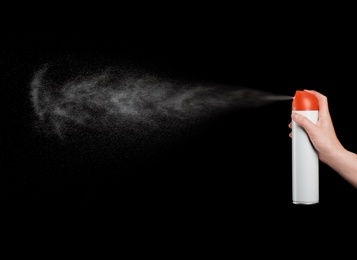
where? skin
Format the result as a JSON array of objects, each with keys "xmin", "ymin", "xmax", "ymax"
[{"xmin": 289, "ymin": 89, "xmax": 357, "ymax": 188}]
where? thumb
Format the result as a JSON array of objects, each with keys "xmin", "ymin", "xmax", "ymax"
[{"xmin": 291, "ymin": 113, "xmax": 317, "ymax": 135}]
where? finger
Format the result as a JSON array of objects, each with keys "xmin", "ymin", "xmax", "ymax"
[
  {"xmin": 288, "ymin": 122, "xmax": 292, "ymax": 129},
  {"xmin": 291, "ymin": 113, "xmax": 317, "ymax": 134},
  {"xmin": 303, "ymin": 89, "xmax": 329, "ymax": 118}
]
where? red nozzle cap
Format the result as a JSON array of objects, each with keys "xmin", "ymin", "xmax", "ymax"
[{"xmin": 292, "ymin": 90, "xmax": 319, "ymax": 110}]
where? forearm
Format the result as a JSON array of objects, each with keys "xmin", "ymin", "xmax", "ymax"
[{"xmin": 325, "ymin": 148, "xmax": 357, "ymax": 188}]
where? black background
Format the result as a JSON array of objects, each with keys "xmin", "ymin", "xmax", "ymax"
[{"xmin": 2, "ymin": 5, "xmax": 357, "ymax": 234}]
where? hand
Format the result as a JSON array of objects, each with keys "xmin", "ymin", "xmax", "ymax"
[{"xmin": 288, "ymin": 90, "xmax": 344, "ymax": 164}]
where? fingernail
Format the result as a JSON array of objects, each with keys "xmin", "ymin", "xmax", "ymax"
[{"xmin": 291, "ymin": 113, "xmax": 299, "ymax": 119}]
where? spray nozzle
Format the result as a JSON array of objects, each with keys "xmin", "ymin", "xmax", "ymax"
[{"xmin": 292, "ymin": 90, "xmax": 319, "ymax": 110}]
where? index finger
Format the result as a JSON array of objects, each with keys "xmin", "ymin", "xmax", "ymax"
[{"xmin": 303, "ymin": 89, "xmax": 330, "ymax": 118}]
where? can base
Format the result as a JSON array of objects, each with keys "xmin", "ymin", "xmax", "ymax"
[{"xmin": 293, "ymin": 201, "xmax": 319, "ymax": 205}]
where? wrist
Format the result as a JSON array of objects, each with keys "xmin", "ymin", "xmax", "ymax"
[{"xmin": 321, "ymin": 143, "xmax": 347, "ymax": 166}]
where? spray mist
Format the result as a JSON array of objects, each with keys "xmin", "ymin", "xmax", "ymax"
[{"xmin": 292, "ymin": 90, "xmax": 319, "ymax": 205}]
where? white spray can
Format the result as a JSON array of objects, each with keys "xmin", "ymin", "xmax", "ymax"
[{"xmin": 292, "ymin": 90, "xmax": 319, "ymax": 204}]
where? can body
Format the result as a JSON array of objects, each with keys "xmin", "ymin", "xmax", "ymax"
[{"xmin": 292, "ymin": 110, "xmax": 319, "ymax": 204}]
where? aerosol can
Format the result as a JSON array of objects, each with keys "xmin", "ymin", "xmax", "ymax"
[{"xmin": 292, "ymin": 90, "xmax": 319, "ymax": 204}]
